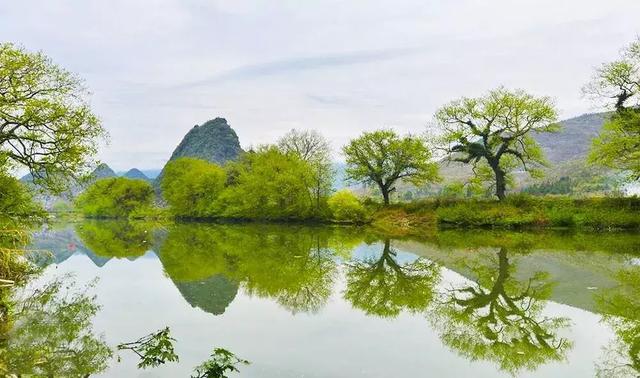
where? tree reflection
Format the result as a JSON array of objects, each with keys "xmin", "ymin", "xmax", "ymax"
[
  {"xmin": 344, "ymin": 239, "xmax": 440, "ymax": 318},
  {"xmin": 157, "ymin": 224, "xmax": 361, "ymax": 315},
  {"xmin": 429, "ymin": 247, "xmax": 571, "ymax": 375},
  {"xmin": 595, "ymin": 267, "xmax": 640, "ymax": 377},
  {"xmin": 75, "ymin": 220, "xmax": 154, "ymax": 258},
  {"xmin": 0, "ymin": 275, "xmax": 111, "ymax": 376}
]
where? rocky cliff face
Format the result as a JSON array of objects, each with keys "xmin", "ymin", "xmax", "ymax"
[{"xmin": 167, "ymin": 117, "xmax": 242, "ymax": 165}]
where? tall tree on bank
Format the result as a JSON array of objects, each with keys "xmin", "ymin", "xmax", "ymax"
[
  {"xmin": 0, "ymin": 43, "xmax": 105, "ymax": 193},
  {"xmin": 343, "ymin": 130, "xmax": 439, "ymax": 205},
  {"xmin": 278, "ymin": 129, "xmax": 334, "ymax": 214},
  {"xmin": 434, "ymin": 88, "xmax": 559, "ymax": 201},
  {"xmin": 584, "ymin": 38, "xmax": 640, "ymax": 178}
]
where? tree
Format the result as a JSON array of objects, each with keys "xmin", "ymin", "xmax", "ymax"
[
  {"xmin": 75, "ymin": 177, "xmax": 154, "ymax": 218},
  {"xmin": 0, "ymin": 43, "xmax": 105, "ymax": 193},
  {"xmin": 434, "ymin": 88, "xmax": 559, "ymax": 200},
  {"xmin": 584, "ymin": 38, "xmax": 640, "ymax": 178},
  {"xmin": 277, "ymin": 129, "xmax": 334, "ymax": 214},
  {"xmin": 343, "ymin": 130, "xmax": 439, "ymax": 205},
  {"xmin": 161, "ymin": 157, "xmax": 226, "ymax": 218},
  {"xmin": 215, "ymin": 146, "xmax": 317, "ymax": 219}
]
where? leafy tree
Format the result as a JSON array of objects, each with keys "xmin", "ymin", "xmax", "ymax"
[
  {"xmin": 216, "ymin": 146, "xmax": 317, "ymax": 219},
  {"xmin": 75, "ymin": 177, "xmax": 155, "ymax": 218},
  {"xmin": 0, "ymin": 171, "xmax": 43, "ymax": 221},
  {"xmin": 117, "ymin": 327, "xmax": 179, "ymax": 369},
  {"xmin": 278, "ymin": 129, "xmax": 334, "ymax": 215},
  {"xmin": 434, "ymin": 88, "xmax": 559, "ymax": 200},
  {"xmin": 344, "ymin": 239, "xmax": 440, "ymax": 318},
  {"xmin": 161, "ymin": 157, "xmax": 226, "ymax": 218},
  {"xmin": 343, "ymin": 130, "xmax": 439, "ymax": 205},
  {"xmin": 0, "ymin": 43, "xmax": 105, "ymax": 193},
  {"xmin": 327, "ymin": 189, "xmax": 367, "ymax": 222},
  {"xmin": 192, "ymin": 348, "xmax": 250, "ymax": 378},
  {"xmin": 584, "ymin": 38, "xmax": 640, "ymax": 178}
]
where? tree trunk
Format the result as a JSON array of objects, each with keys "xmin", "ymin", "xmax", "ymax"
[
  {"xmin": 491, "ymin": 163, "xmax": 507, "ymax": 201},
  {"xmin": 380, "ymin": 184, "xmax": 390, "ymax": 205}
]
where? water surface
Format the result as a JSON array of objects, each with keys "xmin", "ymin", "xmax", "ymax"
[{"xmin": 19, "ymin": 221, "xmax": 640, "ymax": 377}]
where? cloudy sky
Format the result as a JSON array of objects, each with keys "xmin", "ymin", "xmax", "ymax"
[{"xmin": 2, "ymin": 1, "xmax": 639, "ymax": 170}]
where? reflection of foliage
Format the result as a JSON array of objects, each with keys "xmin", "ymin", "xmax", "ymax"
[
  {"xmin": 191, "ymin": 348, "xmax": 250, "ymax": 378},
  {"xmin": 595, "ymin": 268, "xmax": 640, "ymax": 377},
  {"xmin": 117, "ymin": 327, "xmax": 179, "ymax": 369},
  {"xmin": 158, "ymin": 224, "xmax": 363, "ymax": 314},
  {"xmin": 344, "ymin": 239, "xmax": 440, "ymax": 318},
  {"xmin": 429, "ymin": 248, "xmax": 571, "ymax": 375},
  {"xmin": 0, "ymin": 276, "xmax": 111, "ymax": 376},
  {"xmin": 75, "ymin": 220, "xmax": 154, "ymax": 258},
  {"xmin": 174, "ymin": 275, "xmax": 239, "ymax": 316}
]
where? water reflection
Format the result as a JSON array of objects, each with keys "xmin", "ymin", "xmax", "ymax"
[
  {"xmin": 429, "ymin": 247, "xmax": 571, "ymax": 375},
  {"xmin": 0, "ymin": 275, "xmax": 111, "ymax": 376},
  {"xmin": 344, "ymin": 238, "xmax": 440, "ymax": 318},
  {"xmin": 20, "ymin": 221, "xmax": 640, "ymax": 376}
]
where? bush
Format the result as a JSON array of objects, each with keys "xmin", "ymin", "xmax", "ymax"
[
  {"xmin": 327, "ymin": 190, "xmax": 367, "ymax": 223},
  {"xmin": 75, "ymin": 177, "xmax": 154, "ymax": 218}
]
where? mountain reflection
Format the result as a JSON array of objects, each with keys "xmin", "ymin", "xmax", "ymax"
[{"xmin": 27, "ymin": 220, "xmax": 640, "ymax": 376}]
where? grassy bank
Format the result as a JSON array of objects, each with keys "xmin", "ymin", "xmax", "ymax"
[{"xmin": 371, "ymin": 196, "xmax": 640, "ymax": 234}]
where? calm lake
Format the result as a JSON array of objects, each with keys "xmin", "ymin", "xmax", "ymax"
[{"xmin": 21, "ymin": 221, "xmax": 640, "ymax": 377}]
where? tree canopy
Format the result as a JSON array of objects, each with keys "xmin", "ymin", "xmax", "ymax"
[
  {"xmin": 434, "ymin": 88, "xmax": 559, "ymax": 200},
  {"xmin": 343, "ymin": 130, "xmax": 439, "ymax": 204},
  {"xmin": 0, "ymin": 43, "xmax": 105, "ymax": 193},
  {"xmin": 161, "ymin": 157, "xmax": 226, "ymax": 218},
  {"xmin": 75, "ymin": 177, "xmax": 154, "ymax": 218},
  {"xmin": 585, "ymin": 38, "xmax": 640, "ymax": 179}
]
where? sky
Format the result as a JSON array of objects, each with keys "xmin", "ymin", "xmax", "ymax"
[{"xmin": 2, "ymin": 0, "xmax": 640, "ymax": 170}]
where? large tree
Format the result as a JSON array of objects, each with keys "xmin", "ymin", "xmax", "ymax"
[
  {"xmin": 0, "ymin": 43, "xmax": 105, "ymax": 193},
  {"xmin": 277, "ymin": 129, "xmax": 334, "ymax": 214},
  {"xmin": 434, "ymin": 88, "xmax": 558, "ymax": 200},
  {"xmin": 343, "ymin": 130, "xmax": 439, "ymax": 205},
  {"xmin": 584, "ymin": 38, "xmax": 640, "ymax": 178}
]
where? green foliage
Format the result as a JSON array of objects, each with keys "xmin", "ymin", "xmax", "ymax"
[
  {"xmin": 344, "ymin": 239, "xmax": 440, "ymax": 318},
  {"xmin": 161, "ymin": 157, "xmax": 226, "ymax": 218},
  {"xmin": 192, "ymin": 348, "xmax": 250, "ymax": 378},
  {"xmin": 75, "ymin": 220, "xmax": 154, "ymax": 258},
  {"xmin": 0, "ymin": 172, "xmax": 43, "ymax": 220},
  {"xmin": 75, "ymin": 177, "xmax": 155, "ymax": 218},
  {"xmin": 277, "ymin": 129, "xmax": 334, "ymax": 215},
  {"xmin": 117, "ymin": 327, "xmax": 179, "ymax": 369},
  {"xmin": 327, "ymin": 190, "xmax": 367, "ymax": 222},
  {"xmin": 1, "ymin": 276, "xmax": 112, "ymax": 376},
  {"xmin": 584, "ymin": 38, "xmax": 640, "ymax": 179},
  {"xmin": 428, "ymin": 247, "xmax": 571, "ymax": 375},
  {"xmin": 343, "ymin": 129, "xmax": 439, "ymax": 204},
  {"xmin": 589, "ymin": 109, "xmax": 640, "ymax": 179},
  {"xmin": 434, "ymin": 87, "xmax": 559, "ymax": 200},
  {"xmin": 215, "ymin": 146, "xmax": 318, "ymax": 220},
  {"xmin": 0, "ymin": 43, "xmax": 106, "ymax": 194}
]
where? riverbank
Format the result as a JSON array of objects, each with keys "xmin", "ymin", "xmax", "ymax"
[{"xmin": 371, "ymin": 196, "xmax": 640, "ymax": 235}]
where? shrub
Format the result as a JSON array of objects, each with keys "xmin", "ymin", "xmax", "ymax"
[
  {"xmin": 75, "ymin": 177, "xmax": 154, "ymax": 218},
  {"xmin": 327, "ymin": 190, "xmax": 367, "ymax": 223}
]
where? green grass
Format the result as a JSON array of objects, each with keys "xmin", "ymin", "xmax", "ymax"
[{"xmin": 378, "ymin": 195, "xmax": 640, "ymax": 230}]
